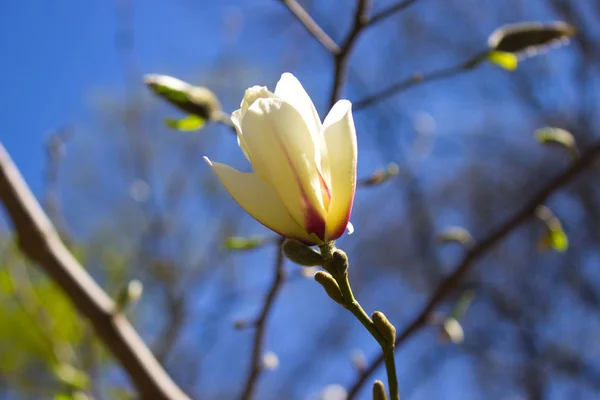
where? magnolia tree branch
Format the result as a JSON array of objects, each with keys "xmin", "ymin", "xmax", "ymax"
[
  {"xmin": 240, "ymin": 238, "xmax": 286, "ymax": 400},
  {"xmin": 353, "ymin": 54, "xmax": 487, "ymax": 111},
  {"xmin": 279, "ymin": 0, "xmax": 340, "ymax": 54},
  {"xmin": 367, "ymin": 0, "xmax": 421, "ymax": 27},
  {"xmin": 346, "ymin": 140, "xmax": 600, "ymax": 399},
  {"xmin": 329, "ymin": 0, "xmax": 372, "ymax": 106},
  {"xmin": 0, "ymin": 143, "xmax": 190, "ymax": 400},
  {"xmin": 275, "ymin": 0, "xmax": 432, "ymax": 110}
]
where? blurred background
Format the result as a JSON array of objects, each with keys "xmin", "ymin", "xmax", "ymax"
[{"xmin": 1, "ymin": 0, "xmax": 600, "ymax": 399}]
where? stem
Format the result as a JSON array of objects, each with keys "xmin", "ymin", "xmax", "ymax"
[
  {"xmin": 383, "ymin": 348, "xmax": 399, "ymax": 400},
  {"xmin": 337, "ymin": 273, "xmax": 385, "ymax": 345},
  {"xmin": 319, "ymin": 243, "xmax": 400, "ymax": 400}
]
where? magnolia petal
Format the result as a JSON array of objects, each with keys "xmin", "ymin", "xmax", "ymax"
[
  {"xmin": 204, "ymin": 157, "xmax": 315, "ymax": 243},
  {"xmin": 240, "ymin": 85, "xmax": 274, "ymax": 114},
  {"xmin": 274, "ymin": 73, "xmax": 329, "ymax": 183},
  {"xmin": 241, "ymin": 97, "xmax": 327, "ymax": 239},
  {"xmin": 233, "ymin": 86, "xmax": 276, "ymax": 163},
  {"xmin": 274, "ymin": 73, "xmax": 321, "ymax": 135},
  {"xmin": 231, "ymin": 109, "xmax": 251, "ymax": 162},
  {"xmin": 322, "ymin": 100, "xmax": 357, "ymax": 241}
]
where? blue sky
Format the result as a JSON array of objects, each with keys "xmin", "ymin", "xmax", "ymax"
[{"xmin": 1, "ymin": 1, "xmax": 596, "ymax": 399}]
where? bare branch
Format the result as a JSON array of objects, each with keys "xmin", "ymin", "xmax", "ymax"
[
  {"xmin": 353, "ymin": 53, "xmax": 487, "ymax": 111},
  {"xmin": 368, "ymin": 0, "xmax": 421, "ymax": 27},
  {"xmin": 0, "ymin": 143, "xmax": 190, "ymax": 400},
  {"xmin": 329, "ymin": 0, "xmax": 372, "ymax": 107},
  {"xmin": 346, "ymin": 140, "xmax": 600, "ymax": 399},
  {"xmin": 279, "ymin": 0, "xmax": 340, "ymax": 54},
  {"xmin": 240, "ymin": 238, "xmax": 287, "ymax": 400}
]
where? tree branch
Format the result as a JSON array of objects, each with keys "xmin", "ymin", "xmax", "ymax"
[
  {"xmin": 346, "ymin": 140, "xmax": 600, "ymax": 399},
  {"xmin": 279, "ymin": 0, "xmax": 340, "ymax": 54},
  {"xmin": 353, "ymin": 53, "xmax": 487, "ymax": 111},
  {"xmin": 0, "ymin": 143, "xmax": 190, "ymax": 400},
  {"xmin": 239, "ymin": 237, "xmax": 286, "ymax": 400},
  {"xmin": 367, "ymin": 0, "xmax": 421, "ymax": 27},
  {"xmin": 329, "ymin": 0, "xmax": 372, "ymax": 106}
]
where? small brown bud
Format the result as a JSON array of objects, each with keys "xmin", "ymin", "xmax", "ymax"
[
  {"xmin": 331, "ymin": 249, "xmax": 349, "ymax": 274},
  {"xmin": 282, "ymin": 239, "xmax": 324, "ymax": 266},
  {"xmin": 372, "ymin": 380, "xmax": 388, "ymax": 400},
  {"xmin": 488, "ymin": 21, "xmax": 576, "ymax": 54},
  {"xmin": 314, "ymin": 271, "xmax": 345, "ymax": 305},
  {"xmin": 372, "ymin": 311, "xmax": 396, "ymax": 347}
]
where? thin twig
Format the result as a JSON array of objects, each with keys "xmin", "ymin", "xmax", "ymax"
[
  {"xmin": 346, "ymin": 140, "xmax": 600, "ymax": 399},
  {"xmin": 320, "ymin": 243, "xmax": 400, "ymax": 399},
  {"xmin": 0, "ymin": 143, "xmax": 190, "ymax": 400},
  {"xmin": 329, "ymin": 0, "xmax": 372, "ymax": 106},
  {"xmin": 367, "ymin": 0, "xmax": 421, "ymax": 27},
  {"xmin": 279, "ymin": 0, "xmax": 340, "ymax": 54},
  {"xmin": 239, "ymin": 237, "xmax": 286, "ymax": 400},
  {"xmin": 353, "ymin": 53, "xmax": 487, "ymax": 111}
]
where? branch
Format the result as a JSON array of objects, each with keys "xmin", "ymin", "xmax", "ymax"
[
  {"xmin": 279, "ymin": 0, "xmax": 340, "ymax": 54},
  {"xmin": 239, "ymin": 238, "xmax": 286, "ymax": 400},
  {"xmin": 329, "ymin": 0, "xmax": 372, "ymax": 107},
  {"xmin": 367, "ymin": 0, "xmax": 420, "ymax": 27},
  {"xmin": 0, "ymin": 143, "xmax": 190, "ymax": 400},
  {"xmin": 346, "ymin": 140, "xmax": 600, "ymax": 399},
  {"xmin": 353, "ymin": 53, "xmax": 487, "ymax": 111}
]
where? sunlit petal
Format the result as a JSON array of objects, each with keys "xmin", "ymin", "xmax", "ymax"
[
  {"xmin": 240, "ymin": 85, "xmax": 274, "ymax": 113},
  {"xmin": 275, "ymin": 73, "xmax": 329, "ymax": 182},
  {"xmin": 274, "ymin": 73, "xmax": 321, "ymax": 134},
  {"xmin": 242, "ymin": 97, "xmax": 327, "ymax": 238},
  {"xmin": 231, "ymin": 109, "xmax": 251, "ymax": 162},
  {"xmin": 322, "ymin": 100, "xmax": 357, "ymax": 241},
  {"xmin": 204, "ymin": 157, "xmax": 315, "ymax": 243}
]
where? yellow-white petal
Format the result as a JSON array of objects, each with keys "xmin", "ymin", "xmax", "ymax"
[
  {"xmin": 240, "ymin": 85, "xmax": 274, "ymax": 114},
  {"xmin": 204, "ymin": 157, "xmax": 314, "ymax": 242},
  {"xmin": 233, "ymin": 86, "xmax": 277, "ymax": 163},
  {"xmin": 274, "ymin": 73, "xmax": 321, "ymax": 136},
  {"xmin": 275, "ymin": 73, "xmax": 329, "ymax": 183},
  {"xmin": 231, "ymin": 109, "xmax": 251, "ymax": 162},
  {"xmin": 241, "ymin": 97, "xmax": 327, "ymax": 238},
  {"xmin": 322, "ymin": 100, "xmax": 357, "ymax": 241}
]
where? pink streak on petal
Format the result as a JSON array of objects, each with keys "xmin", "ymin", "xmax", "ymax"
[
  {"xmin": 272, "ymin": 133, "xmax": 327, "ymax": 241},
  {"xmin": 326, "ymin": 179, "xmax": 356, "ymax": 241},
  {"xmin": 316, "ymin": 164, "xmax": 331, "ymax": 209}
]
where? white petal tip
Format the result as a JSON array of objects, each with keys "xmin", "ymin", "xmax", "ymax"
[
  {"xmin": 347, "ymin": 222, "xmax": 354, "ymax": 235},
  {"xmin": 203, "ymin": 156, "xmax": 213, "ymax": 166},
  {"xmin": 280, "ymin": 72, "xmax": 296, "ymax": 80}
]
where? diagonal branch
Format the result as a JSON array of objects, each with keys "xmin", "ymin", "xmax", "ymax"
[
  {"xmin": 279, "ymin": 0, "xmax": 340, "ymax": 54},
  {"xmin": 346, "ymin": 140, "xmax": 600, "ymax": 399},
  {"xmin": 0, "ymin": 143, "xmax": 190, "ymax": 400},
  {"xmin": 367, "ymin": 0, "xmax": 421, "ymax": 27},
  {"xmin": 239, "ymin": 237, "xmax": 286, "ymax": 400},
  {"xmin": 353, "ymin": 53, "xmax": 487, "ymax": 111}
]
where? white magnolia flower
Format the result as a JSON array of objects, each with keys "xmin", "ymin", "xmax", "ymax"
[{"xmin": 204, "ymin": 73, "xmax": 357, "ymax": 245}]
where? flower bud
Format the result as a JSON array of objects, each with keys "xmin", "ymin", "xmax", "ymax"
[
  {"xmin": 282, "ymin": 239, "xmax": 324, "ymax": 266},
  {"xmin": 372, "ymin": 311, "xmax": 396, "ymax": 347},
  {"xmin": 372, "ymin": 380, "xmax": 388, "ymax": 400},
  {"xmin": 488, "ymin": 21, "xmax": 576, "ymax": 54},
  {"xmin": 115, "ymin": 279, "xmax": 143, "ymax": 313},
  {"xmin": 314, "ymin": 271, "xmax": 345, "ymax": 305},
  {"xmin": 440, "ymin": 317, "xmax": 464, "ymax": 344},
  {"xmin": 145, "ymin": 74, "xmax": 221, "ymax": 120},
  {"xmin": 331, "ymin": 249, "xmax": 349, "ymax": 275}
]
